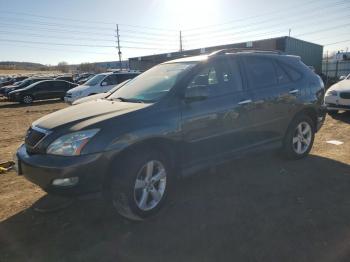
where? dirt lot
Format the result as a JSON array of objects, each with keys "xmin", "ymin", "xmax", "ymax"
[
  {"xmin": 0, "ymin": 69, "xmax": 60, "ymax": 76},
  {"xmin": 0, "ymin": 99, "xmax": 349, "ymax": 262}
]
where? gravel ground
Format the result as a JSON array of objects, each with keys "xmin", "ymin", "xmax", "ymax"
[{"xmin": 0, "ymin": 99, "xmax": 349, "ymax": 262}]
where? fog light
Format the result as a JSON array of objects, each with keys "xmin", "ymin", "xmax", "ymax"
[{"xmin": 52, "ymin": 177, "xmax": 79, "ymax": 187}]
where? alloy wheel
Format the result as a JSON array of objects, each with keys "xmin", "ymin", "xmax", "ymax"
[
  {"xmin": 23, "ymin": 95, "xmax": 33, "ymax": 104},
  {"xmin": 133, "ymin": 160, "xmax": 167, "ymax": 211},
  {"xmin": 292, "ymin": 121, "xmax": 312, "ymax": 155}
]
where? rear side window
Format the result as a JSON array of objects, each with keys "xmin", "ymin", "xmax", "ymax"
[
  {"xmin": 274, "ymin": 64, "xmax": 291, "ymax": 84},
  {"xmin": 116, "ymin": 74, "xmax": 134, "ymax": 83},
  {"xmin": 279, "ymin": 62, "xmax": 302, "ymax": 81},
  {"xmin": 35, "ymin": 82, "xmax": 49, "ymax": 90},
  {"xmin": 243, "ymin": 57, "xmax": 277, "ymax": 89},
  {"xmin": 104, "ymin": 75, "xmax": 119, "ymax": 85},
  {"xmin": 187, "ymin": 58, "xmax": 243, "ymax": 97}
]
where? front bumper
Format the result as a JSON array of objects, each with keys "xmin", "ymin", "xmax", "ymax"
[
  {"xmin": 325, "ymin": 95, "xmax": 350, "ymax": 111},
  {"xmin": 16, "ymin": 144, "xmax": 109, "ymax": 196},
  {"xmin": 64, "ymin": 96, "xmax": 75, "ymax": 104}
]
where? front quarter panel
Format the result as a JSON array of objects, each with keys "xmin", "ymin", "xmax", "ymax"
[{"xmin": 82, "ymin": 101, "xmax": 182, "ymax": 155}]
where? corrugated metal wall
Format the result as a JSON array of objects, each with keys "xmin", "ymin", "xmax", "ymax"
[
  {"xmin": 130, "ymin": 36, "xmax": 323, "ymax": 73},
  {"xmin": 284, "ymin": 37, "xmax": 323, "ymax": 73}
]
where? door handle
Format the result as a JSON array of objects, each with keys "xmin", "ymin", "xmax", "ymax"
[
  {"xmin": 289, "ymin": 89, "xmax": 299, "ymax": 94},
  {"xmin": 238, "ymin": 99, "xmax": 252, "ymax": 105}
]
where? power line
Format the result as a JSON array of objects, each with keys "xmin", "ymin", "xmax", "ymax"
[
  {"xmin": 0, "ymin": 16, "xmax": 114, "ymax": 31},
  {"xmin": 182, "ymin": 11, "xmax": 350, "ymax": 47},
  {"xmin": 0, "ymin": 22, "xmax": 114, "ymax": 37},
  {"xmin": 324, "ymin": 39, "xmax": 350, "ymax": 46},
  {"xmin": 0, "ymin": 30, "xmax": 115, "ymax": 43},
  {"xmin": 183, "ymin": 0, "xmax": 334, "ymax": 32},
  {"xmin": 0, "ymin": 38, "xmax": 115, "ymax": 48},
  {"xmin": 0, "ymin": 10, "xmax": 178, "ymax": 32},
  {"xmin": 0, "ymin": 43, "xmax": 117, "ymax": 55},
  {"xmin": 183, "ymin": 0, "xmax": 350, "ymax": 39},
  {"xmin": 0, "ymin": 38, "xmax": 176, "ymax": 51}
]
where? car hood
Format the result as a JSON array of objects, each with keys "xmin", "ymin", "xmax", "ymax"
[
  {"xmin": 72, "ymin": 93, "xmax": 108, "ymax": 105},
  {"xmin": 328, "ymin": 80, "xmax": 350, "ymax": 92},
  {"xmin": 33, "ymin": 99, "xmax": 151, "ymax": 130}
]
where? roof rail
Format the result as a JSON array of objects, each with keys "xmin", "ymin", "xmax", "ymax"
[{"xmin": 209, "ymin": 48, "xmax": 283, "ymax": 56}]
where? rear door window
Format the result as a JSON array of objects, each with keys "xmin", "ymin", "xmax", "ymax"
[
  {"xmin": 279, "ymin": 63, "xmax": 302, "ymax": 81},
  {"xmin": 52, "ymin": 81, "xmax": 67, "ymax": 91},
  {"xmin": 116, "ymin": 74, "xmax": 133, "ymax": 83},
  {"xmin": 104, "ymin": 75, "xmax": 119, "ymax": 85},
  {"xmin": 274, "ymin": 63, "xmax": 291, "ymax": 84},
  {"xmin": 243, "ymin": 56, "xmax": 277, "ymax": 89}
]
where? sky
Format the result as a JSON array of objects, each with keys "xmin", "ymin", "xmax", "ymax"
[{"xmin": 0, "ymin": 0, "xmax": 349, "ymax": 65}]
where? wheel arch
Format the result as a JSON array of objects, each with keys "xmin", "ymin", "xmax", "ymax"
[
  {"xmin": 103, "ymin": 137, "xmax": 181, "ymax": 192},
  {"xmin": 292, "ymin": 107, "xmax": 318, "ymax": 131}
]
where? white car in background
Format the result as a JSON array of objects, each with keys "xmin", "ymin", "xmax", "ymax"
[
  {"xmin": 64, "ymin": 71, "xmax": 139, "ymax": 104},
  {"xmin": 72, "ymin": 79, "xmax": 131, "ymax": 105},
  {"xmin": 324, "ymin": 73, "xmax": 350, "ymax": 115}
]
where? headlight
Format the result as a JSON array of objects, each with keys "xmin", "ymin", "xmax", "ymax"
[
  {"xmin": 47, "ymin": 129, "xmax": 99, "ymax": 156},
  {"xmin": 326, "ymin": 90, "xmax": 338, "ymax": 96}
]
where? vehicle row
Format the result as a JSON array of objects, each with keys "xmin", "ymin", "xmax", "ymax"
[{"xmin": 0, "ymin": 71, "xmax": 140, "ymax": 104}]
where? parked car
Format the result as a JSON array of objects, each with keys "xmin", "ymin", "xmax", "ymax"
[
  {"xmin": 0, "ymin": 76, "xmax": 28, "ymax": 88},
  {"xmin": 74, "ymin": 73, "xmax": 94, "ymax": 84},
  {"xmin": 1, "ymin": 77, "xmax": 52, "ymax": 97},
  {"xmin": 72, "ymin": 79, "xmax": 131, "ymax": 105},
  {"xmin": 64, "ymin": 71, "xmax": 140, "ymax": 104},
  {"xmin": 8, "ymin": 80, "xmax": 77, "ymax": 104},
  {"xmin": 15, "ymin": 50, "xmax": 325, "ymax": 220},
  {"xmin": 324, "ymin": 73, "xmax": 350, "ymax": 115},
  {"xmin": 76, "ymin": 74, "xmax": 95, "ymax": 85},
  {"xmin": 55, "ymin": 75, "xmax": 74, "ymax": 83}
]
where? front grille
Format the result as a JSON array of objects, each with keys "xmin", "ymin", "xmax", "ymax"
[
  {"xmin": 340, "ymin": 92, "xmax": 350, "ymax": 99},
  {"xmin": 66, "ymin": 93, "xmax": 72, "ymax": 98},
  {"xmin": 25, "ymin": 127, "xmax": 46, "ymax": 147}
]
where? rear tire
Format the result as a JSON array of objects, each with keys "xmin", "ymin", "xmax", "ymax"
[
  {"xmin": 109, "ymin": 149, "xmax": 171, "ymax": 221},
  {"xmin": 282, "ymin": 115, "xmax": 315, "ymax": 159}
]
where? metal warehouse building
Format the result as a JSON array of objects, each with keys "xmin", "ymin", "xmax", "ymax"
[{"xmin": 129, "ymin": 36, "xmax": 323, "ymax": 73}]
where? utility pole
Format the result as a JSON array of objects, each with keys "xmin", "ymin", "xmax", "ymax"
[
  {"xmin": 116, "ymin": 24, "xmax": 122, "ymax": 70},
  {"xmin": 179, "ymin": 30, "xmax": 183, "ymax": 52},
  {"xmin": 325, "ymin": 50, "xmax": 329, "ymax": 87}
]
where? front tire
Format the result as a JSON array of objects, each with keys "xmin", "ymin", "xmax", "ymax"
[
  {"xmin": 282, "ymin": 115, "xmax": 315, "ymax": 159},
  {"xmin": 109, "ymin": 149, "xmax": 171, "ymax": 221},
  {"xmin": 21, "ymin": 95, "xmax": 33, "ymax": 104}
]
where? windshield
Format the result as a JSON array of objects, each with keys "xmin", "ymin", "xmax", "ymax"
[
  {"xmin": 108, "ymin": 79, "xmax": 131, "ymax": 94},
  {"xmin": 83, "ymin": 74, "xmax": 106, "ymax": 86},
  {"xmin": 109, "ymin": 62, "xmax": 196, "ymax": 102}
]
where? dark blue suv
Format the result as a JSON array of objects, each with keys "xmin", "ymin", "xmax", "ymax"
[{"xmin": 16, "ymin": 49, "xmax": 325, "ymax": 220}]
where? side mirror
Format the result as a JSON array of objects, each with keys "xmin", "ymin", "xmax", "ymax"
[
  {"xmin": 339, "ymin": 76, "xmax": 346, "ymax": 81},
  {"xmin": 184, "ymin": 86, "xmax": 209, "ymax": 102},
  {"xmin": 101, "ymin": 81, "xmax": 108, "ymax": 86}
]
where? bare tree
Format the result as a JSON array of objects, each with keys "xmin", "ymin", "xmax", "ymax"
[{"xmin": 57, "ymin": 61, "xmax": 69, "ymax": 73}]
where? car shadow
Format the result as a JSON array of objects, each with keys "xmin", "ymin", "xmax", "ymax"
[
  {"xmin": 0, "ymin": 99, "xmax": 64, "ymax": 109},
  {"xmin": 330, "ymin": 111, "xmax": 350, "ymax": 124},
  {"xmin": 1, "ymin": 154, "xmax": 350, "ymax": 262}
]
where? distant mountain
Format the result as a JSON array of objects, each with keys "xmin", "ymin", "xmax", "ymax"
[{"xmin": 0, "ymin": 61, "xmax": 48, "ymax": 70}]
